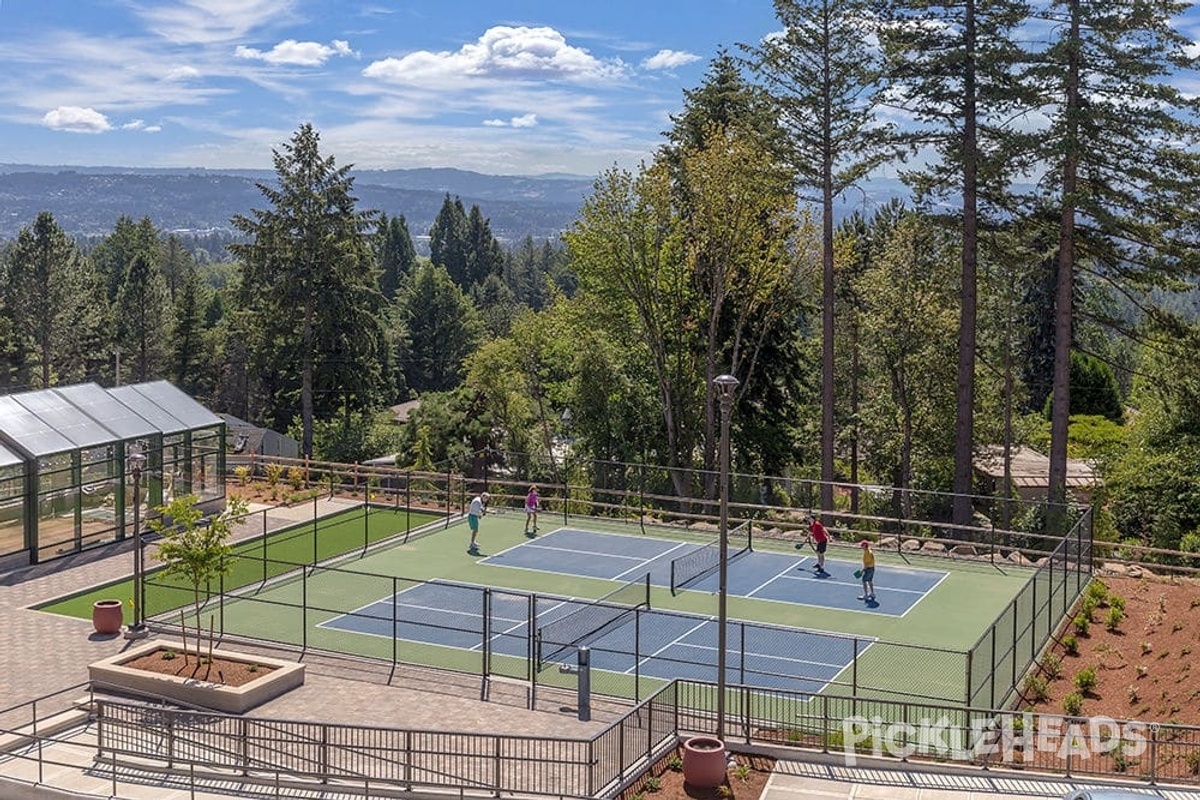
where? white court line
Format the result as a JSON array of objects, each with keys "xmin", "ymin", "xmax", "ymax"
[
  {"xmin": 775, "ymin": 571, "xmax": 929, "ymax": 596},
  {"xmin": 514, "ymin": 541, "xmax": 649, "ymax": 563},
  {"xmin": 612, "ymin": 540, "xmax": 695, "ymax": 582},
  {"xmin": 625, "ymin": 618, "xmax": 710, "ymax": 674},
  {"xmin": 748, "ymin": 558, "xmax": 811, "ymax": 597},
  {"xmin": 652, "ymin": 640, "xmax": 847, "ymax": 671}
]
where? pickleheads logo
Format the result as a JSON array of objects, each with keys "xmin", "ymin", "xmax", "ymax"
[{"xmin": 840, "ymin": 714, "xmax": 1150, "ymax": 766}]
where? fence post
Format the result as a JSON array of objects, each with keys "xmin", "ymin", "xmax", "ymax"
[
  {"xmin": 990, "ymin": 625, "xmax": 997, "ymax": 709},
  {"xmin": 1149, "ymin": 723, "xmax": 1158, "ymax": 784},
  {"xmin": 821, "ymin": 694, "xmax": 830, "ymax": 752},
  {"xmin": 493, "ymin": 735, "xmax": 502, "ymax": 794},
  {"xmin": 965, "ymin": 648, "xmax": 973, "ymax": 707},
  {"xmin": 852, "ymin": 637, "xmax": 859, "ymax": 695}
]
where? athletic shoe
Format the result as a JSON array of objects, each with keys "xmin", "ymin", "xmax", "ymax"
[
  {"xmin": 524, "ymin": 530, "xmax": 535, "ymax": 538},
  {"xmin": 468, "ymin": 545, "xmax": 480, "ymax": 555},
  {"xmin": 868, "ymin": 595, "xmax": 876, "ymax": 601},
  {"xmin": 858, "ymin": 595, "xmax": 867, "ymax": 600}
]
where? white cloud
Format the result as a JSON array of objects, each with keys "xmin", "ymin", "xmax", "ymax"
[
  {"xmin": 122, "ymin": 119, "xmax": 146, "ymax": 130},
  {"xmin": 42, "ymin": 106, "xmax": 112, "ymax": 133},
  {"xmin": 482, "ymin": 113, "xmax": 539, "ymax": 128},
  {"xmin": 164, "ymin": 66, "xmax": 202, "ymax": 82},
  {"xmin": 236, "ymin": 39, "xmax": 358, "ymax": 66},
  {"xmin": 132, "ymin": 0, "xmax": 297, "ymax": 44},
  {"xmin": 363, "ymin": 25, "xmax": 630, "ymax": 89},
  {"xmin": 641, "ymin": 49, "xmax": 700, "ymax": 70},
  {"xmin": 144, "ymin": 125, "xmax": 163, "ymax": 133}
]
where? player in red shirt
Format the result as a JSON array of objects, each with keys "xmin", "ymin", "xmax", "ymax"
[{"xmin": 807, "ymin": 513, "xmax": 830, "ymax": 574}]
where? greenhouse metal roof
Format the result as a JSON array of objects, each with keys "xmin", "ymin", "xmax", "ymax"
[{"xmin": 0, "ymin": 381, "xmax": 222, "ymax": 458}]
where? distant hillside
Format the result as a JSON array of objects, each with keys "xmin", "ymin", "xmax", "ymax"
[{"xmin": 0, "ymin": 165, "xmax": 596, "ymax": 243}]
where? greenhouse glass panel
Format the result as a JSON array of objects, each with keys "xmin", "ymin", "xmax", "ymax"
[
  {"xmin": 13, "ymin": 389, "xmax": 115, "ymax": 449},
  {"xmin": 36, "ymin": 452, "xmax": 76, "ymax": 559},
  {"xmin": 55, "ymin": 383, "xmax": 159, "ymax": 441},
  {"xmin": 0, "ymin": 396, "xmax": 74, "ymax": 456},
  {"xmin": 0, "ymin": 444, "xmax": 25, "ymax": 558}
]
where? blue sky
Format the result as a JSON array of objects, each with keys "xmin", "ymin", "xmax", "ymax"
[{"xmin": 0, "ymin": 0, "xmax": 781, "ymax": 176}]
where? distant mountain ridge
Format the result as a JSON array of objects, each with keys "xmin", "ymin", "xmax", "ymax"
[{"xmin": 0, "ymin": 164, "xmax": 597, "ymax": 243}]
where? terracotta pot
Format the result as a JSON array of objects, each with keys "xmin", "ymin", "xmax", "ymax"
[
  {"xmin": 92, "ymin": 599, "xmax": 124, "ymax": 635},
  {"xmin": 682, "ymin": 735, "xmax": 726, "ymax": 789}
]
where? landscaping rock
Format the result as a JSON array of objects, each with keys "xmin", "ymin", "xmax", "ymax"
[
  {"xmin": 901, "ymin": 539, "xmax": 922, "ymax": 552},
  {"xmin": 922, "ymin": 541, "xmax": 947, "ymax": 554},
  {"xmin": 950, "ymin": 544, "xmax": 977, "ymax": 558}
]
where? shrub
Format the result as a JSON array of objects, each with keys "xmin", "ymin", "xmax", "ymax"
[
  {"xmin": 1063, "ymin": 634, "xmax": 1079, "ymax": 655},
  {"xmin": 1079, "ymin": 595, "xmax": 1099, "ymax": 621},
  {"xmin": 1140, "ymin": 641, "xmax": 1152, "ymax": 655},
  {"xmin": 1128, "ymin": 685, "xmax": 1139, "ymax": 704},
  {"xmin": 265, "ymin": 462, "xmax": 284, "ymax": 488},
  {"xmin": 234, "ymin": 465, "xmax": 250, "ymax": 485},
  {"xmin": 666, "ymin": 755, "xmax": 682, "ymax": 772},
  {"xmin": 1073, "ymin": 614, "xmax": 1090, "ymax": 635},
  {"xmin": 1074, "ymin": 666, "xmax": 1098, "ymax": 693},
  {"xmin": 1086, "ymin": 579, "xmax": 1109, "ymax": 604},
  {"xmin": 1024, "ymin": 675, "xmax": 1049, "ymax": 702},
  {"xmin": 287, "ymin": 466, "xmax": 305, "ymax": 490},
  {"xmin": 1063, "ymin": 692, "xmax": 1084, "ymax": 715},
  {"xmin": 643, "ymin": 776, "xmax": 661, "ymax": 792},
  {"xmin": 732, "ymin": 763, "xmax": 752, "ymax": 782},
  {"xmin": 1042, "ymin": 652, "xmax": 1063, "ymax": 679},
  {"xmin": 1106, "ymin": 606, "xmax": 1125, "ymax": 631},
  {"xmin": 1109, "ymin": 595, "xmax": 1126, "ymax": 613},
  {"xmin": 1186, "ymin": 750, "xmax": 1200, "ymax": 775}
]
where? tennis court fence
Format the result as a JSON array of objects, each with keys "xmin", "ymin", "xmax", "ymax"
[
  {"xmin": 144, "ymin": 551, "xmax": 967, "ymax": 708},
  {"xmin": 966, "ymin": 505, "xmax": 1094, "ymax": 709}
]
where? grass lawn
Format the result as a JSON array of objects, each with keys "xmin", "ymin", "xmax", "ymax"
[{"xmin": 37, "ymin": 505, "xmax": 442, "ymax": 620}]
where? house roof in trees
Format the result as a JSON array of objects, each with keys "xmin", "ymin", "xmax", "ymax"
[{"xmin": 976, "ymin": 445, "xmax": 1097, "ymax": 490}]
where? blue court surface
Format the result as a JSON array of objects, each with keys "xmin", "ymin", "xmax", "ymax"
[
  {"xmin": 318, "ymin": 580, "xmax": 867, "ymax": 694},
  {"xmin": 482, "ymin": 527, "xmax": 948, "ymax": 617}
]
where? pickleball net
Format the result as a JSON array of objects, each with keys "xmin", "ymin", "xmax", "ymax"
[
  {"xmin": 536, "ymin": 572, "xmax": 651, "ymax": 666},
  {"xmin": 669, "ymin": 519, "xmax": 753, "ymax": 594}
]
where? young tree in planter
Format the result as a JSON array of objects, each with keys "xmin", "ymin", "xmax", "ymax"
[{"xmin": 150, "ymin": 494, "xmax": 250, "ymax": 665}]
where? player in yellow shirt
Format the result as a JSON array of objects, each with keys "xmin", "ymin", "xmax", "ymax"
[{"xmin": 858, "ymin": 540, "xmax": 876, "ymax": 602}]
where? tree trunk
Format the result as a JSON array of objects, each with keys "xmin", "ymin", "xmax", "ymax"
[{"xmin": 952, "ymin": 0, "xmax": 980, "ymax": 533}]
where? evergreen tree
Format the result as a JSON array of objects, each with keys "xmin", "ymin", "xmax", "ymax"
[
  {"xmin": 115, "ymin": 251, "xmax": 171, "ymax": 382},
  {"xmin": 7, "ymin": 212, "xmax": 94, "ymax": 388},
  {"xmin": 429, "ymin": 195, "xmax": 470, "ymax": 286},
  {"xmin": 377, "ymin": 213, "xmax": 416, "ymax": 300},
  {"xmin": 880, "ymin": 0, "xmax": 1033, "ymax": 528},
  {"xmin": 230, "ymin": 123, "xmax": 388, "ymax": 456},
  {"xmin": 397, "ymin": 263, "xmax": 484, "ymax": 393},
  {"xmin": 169, "ymin": 263, "xmax": 210, "ymax": 398},
  {"xmin": 1029, "ymin": 0, "xmax": 1200, "ymax": 508},
  {"xmin": 744, "ymin": 0, "xmax": 895, "ymax": 515},
  {"xmin": 465, "ymin": 205, "xmax": 505, "ymax": 288}
]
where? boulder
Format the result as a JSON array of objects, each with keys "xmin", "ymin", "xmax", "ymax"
[
  {"xmin": 1007, "ymin": 550, "xmax": 1031, "ymax": 566},
  {"xmin": 901, "ymin": 538, "xmax": 922, "ymax": 552},
  {"xmin": 950, "ymin": 544, "xmax": 978, "ymax": 558},
  {"xmin": 922, "ymin": 541, "xmax": 947, "ymax": 554},
  {"xmin": 878, "ymin": 536, "xmax": 899, "ymax": 549}
]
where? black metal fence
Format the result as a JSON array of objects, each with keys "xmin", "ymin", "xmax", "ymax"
[
  {"xmin": 87, "ymin": 677, "xmax": 1200, "ymax": 797},
  {"xmin": 152, "ymin": 556, "xmax": 968, "ymax": 707},
  {"xmin": 966, "ymin": 506, "xmax": 1094, "ymax": 709}
]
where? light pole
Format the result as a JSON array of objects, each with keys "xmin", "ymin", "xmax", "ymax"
[
  {"xmin": 126, "ymin": 446, "xmax": 148, "ymax": 639},
  {"xmin": 713, "ymin": 373, "xmax": 739, "ymax": 741}
]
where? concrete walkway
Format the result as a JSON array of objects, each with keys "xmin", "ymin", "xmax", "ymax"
[{"xmin": 1, "ymin": 498, "xmax": 1197, "ymax": 799}]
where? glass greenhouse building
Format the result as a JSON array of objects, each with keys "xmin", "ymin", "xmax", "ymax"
[{"xmin": 0, "ymin": 381, "xmax": 226, "ymax": 568}]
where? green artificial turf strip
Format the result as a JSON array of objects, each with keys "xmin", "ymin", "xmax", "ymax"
[{"xmin": 36, "ymin": 506, "xmax": 441, "ymax": 620}]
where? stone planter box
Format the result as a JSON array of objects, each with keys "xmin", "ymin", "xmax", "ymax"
[{"xmin": 89, "ymin": 640, "xmax": 304, "ymax": 714}]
